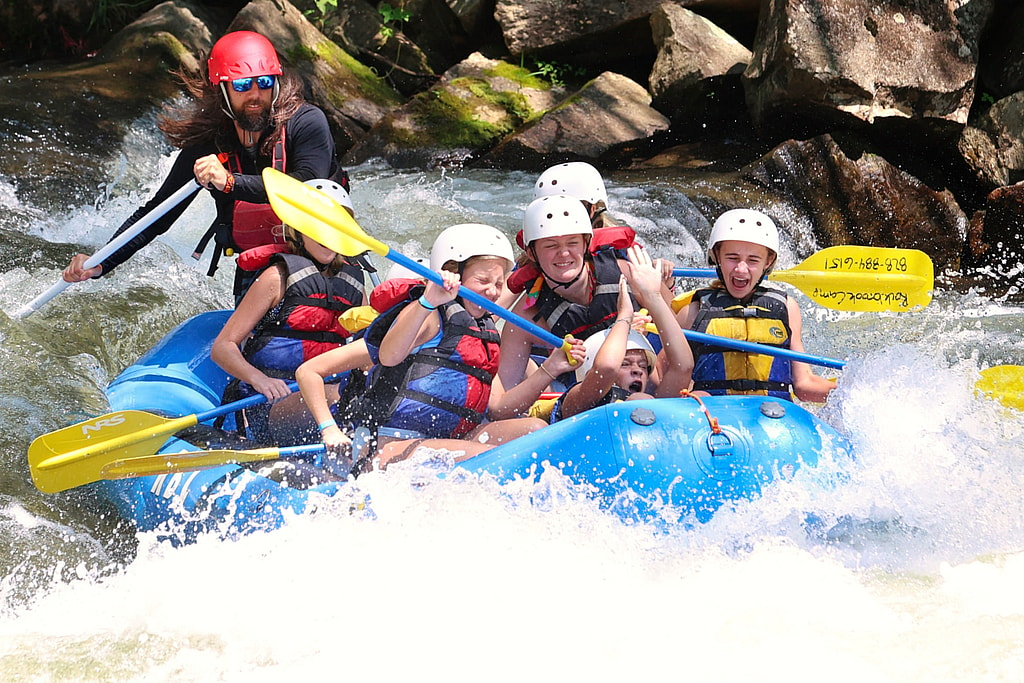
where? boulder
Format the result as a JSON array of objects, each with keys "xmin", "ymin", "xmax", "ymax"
[
  {"xmin": 445, "ymin": 0, "xmax": 500, "ymax": 36},
  {"xmin": 648, "ymin": 4, "xmax": 750, "ymax": 127},
  {"xmin": 390, "ymin": 0, "xmax": 475, "ymax": 73},
  {"xmin": 293, "ymin": 0, "xmax": 438, "ymax": 95},
  {"xmin": 493, "ymin": 0, "xmax": 667, "ymax": 81},
  {"xmin": 958, "ymin": 92, "xmax": 1024, "ymax": 188},
  {"xmin": 480, "ymin": 71, "xmax": 670, "ymax": 170},
  {"xmin": 977, "ymin": 2, "xmax": 1024, "ymax": 99},
  {"xmin": 743, "ymin": 135, "xmax": 966, "ymax": 271},
  {"xmin": 343, "ymin": 52, "xmax": 564, "ymax": 168},
  {"xmin": 743, "ymin": 0, "xmax": 990, "ymax": 134},
  {"xmin": 228, "ymin": 0, "xmax": 404, "ymax": 154}
]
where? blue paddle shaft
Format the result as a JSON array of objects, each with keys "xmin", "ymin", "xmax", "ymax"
[
  {"xmin": 683, "ymin": 328, "xmax": 845, "ymax": 369},
  {"xmin": 388, "ymin": 250, "xmax": 566, "ymax": 350},
  {"xmin": 673, "ymin": 267, "xmax": 716, "ymax": 278},
  {"xmin": 193, "ymin": 373, "xmax": 347, "ymax": 424},
  {"xmin": 389, "ymin": 254, "xmax": 843, "ymax": 369},
  {"xmin": 277, "ymin": 444, "xmax": 327, "ymax": 458}
]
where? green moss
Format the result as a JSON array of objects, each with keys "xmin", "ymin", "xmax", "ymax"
[
  {"xmin": 484, "ymin": 61, "xmax": 552, "ymax": 91},
  {"xmin": 403, "ymin": 76, "xmax": 543, "ymax": 148},
  {"xmin": 414, "ymin": 87, "xmax": 505, "ymax": 148},
  {"xmin": 286, "ymin": 40, "xmax": 401, "ymax": 106}
]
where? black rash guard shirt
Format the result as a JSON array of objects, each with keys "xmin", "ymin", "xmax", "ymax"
[{"xmin": 99, "ymin": 103, "xmax": 337, "ymax": 275}]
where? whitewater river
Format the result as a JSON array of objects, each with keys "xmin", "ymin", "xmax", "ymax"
[{"xmin": 1, "ymin": 115, "xmax": 1024, "ymax": 682}]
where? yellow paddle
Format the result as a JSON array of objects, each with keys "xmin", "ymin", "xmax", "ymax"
[
  {"xmin": 28, "ymin": 372, "xmax": 345, "ymax": 493},
  {"xmin": 100, "ymin": 444, "xmax": 326, "ymax": 480},
  {"xmin": 976, "ymin": 365, "xmax": 1024, "ymax": 411},
  {"xmin": 673, "ymin": 245, "xmax": 934, "ymax": 312}
]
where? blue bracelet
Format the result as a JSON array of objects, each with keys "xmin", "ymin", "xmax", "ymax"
[
  {"xmin": 418, "ymin": 295, "xmax": 438, "ymax": 310},
  {"xmin": 318, "ymin": 419, "xmax": 338, "ymax": 432}
]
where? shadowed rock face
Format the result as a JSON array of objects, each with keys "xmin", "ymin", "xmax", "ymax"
[{"xmin": 742, "ymin": 135, "xmax": 966, "ymax": 272}]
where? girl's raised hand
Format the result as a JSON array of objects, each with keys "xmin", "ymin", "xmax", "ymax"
[
  {"xmin": 615, "ymin": 274, "xmax": 634, "ymax": 320},
  {"xmin": 622, "ymin": 245, "xmax": 663, "ymax": 304},
  {"xmin": 422, "ymin": 269, "xmax": 461, "ymax": 308}
]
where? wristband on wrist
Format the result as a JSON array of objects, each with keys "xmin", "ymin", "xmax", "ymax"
[
  {"xmin": 539, "ymin": 364, "xmax": 558, "ymax": 381},
  {"xmin": 318, "ymin": 419, "xmax": 338, "ymax": 432},
  {"xmin": 418, "ymin": 294, "xmax": 438, "ymax": 310},
  {"xmin": 613, "ymin": 318, "xmax": 630, "ymax": 327},
  {"xmin": 223, "ymin": 173, "xmax": 235, "ymax": 194}
]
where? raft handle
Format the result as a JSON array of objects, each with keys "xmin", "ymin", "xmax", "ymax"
[{"xmin": 706, "ymin": 430, "xmax": 734, "ymax": 457}]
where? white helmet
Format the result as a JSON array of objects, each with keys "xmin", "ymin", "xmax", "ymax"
[
  {"xmin": 575, "ymin": 326, "xmax": 658, "ymax": 383},
  {"xmin": 707, "ymin": 208, "xmax": 779, "ymax": 265},
  {"xmin": 533, "ymin": 162, "xmax": 609, "ymax": 206},
  {"xmin": 384, "ymin": 257, "xmax": 427, "ymax": 281},
  {"xmin": 429, "ymin": 223, "xmax": 514, "ymax": 272},
  {"xmin": 304, "ymin": 178, "xmax": 354, "ymax": 214},
  {"xmin": 522, "ymin": 195, "xmax": 593, "ymax": 247}
]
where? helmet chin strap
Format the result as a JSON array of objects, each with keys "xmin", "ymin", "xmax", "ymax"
[{"xmin": 218, "ymin": 83, "xmax": 236, "ymax": 120}]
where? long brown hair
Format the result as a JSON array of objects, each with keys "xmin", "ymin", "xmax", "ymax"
[
  {"xmin": 283, "ymin": 224, "xmax": 351, "ymax": 277},
  {"xmin": 157, "ymin": 65, "xmax": 306, "ymax": 156}
]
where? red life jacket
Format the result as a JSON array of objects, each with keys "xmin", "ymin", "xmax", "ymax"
[
  {"xmin": 507, "ymin": 225, "xmax": 637, "ymax": 294},
  {"xmin": 224, "ymin": 128, "xmax": 287, "ymax": 251},
  {"xmin": 242, "ymin": 252, "xmax": 364, "ymax": 374},
  {"xmin": 369, "ymin": 277, "xmax": 423, "ymax": 313}
]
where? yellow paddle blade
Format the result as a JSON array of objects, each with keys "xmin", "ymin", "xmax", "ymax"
[
  {"xmin": 772, "ymin": 245, "xmax": 933, "ymax": 312},
  {"xmin": 101, "ymin": 447, "xmax": 287, "ymax": 479},
  {"xmin": 263, "ymin": 168, "xmax": 386, "ymax": 257},
  {"xmin": 976, "ymin": 365, "xmax": 1024, "ymax": 411},
  {"xmin": 28, "ymin": 411, "xmax": 198, "ymax": 493}
]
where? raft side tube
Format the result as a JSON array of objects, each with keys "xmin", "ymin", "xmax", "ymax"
[{"xmin": 458, "ymin": 396, "xmax": 853, "ymax": 522}]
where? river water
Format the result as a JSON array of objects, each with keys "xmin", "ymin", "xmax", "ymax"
[{"xmin": 1, "ymin": 113, "xmax": 1024, "ymax": 681}]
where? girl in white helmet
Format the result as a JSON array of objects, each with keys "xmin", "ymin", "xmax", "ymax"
[
  {"xmin": 675, "ymin": 208, "xmax": 835, "ymax": 403},
  {"xmin": 533, "ymin": 161, "xmax": 620, "ymax": 228},
  {"xmin": 498, "ymin": 194, "xmax": 673, "ymax": 390},
  {"xmin": 301, "ymin": 223, "xmax": 585, "ymax": 473},
  {"xmin": 547, "ymin": 245, "xmax": 692, "ymax": 422},
  {"xmin": 211, "ymin": 179, "xmax": 369, "ymax": 449}
]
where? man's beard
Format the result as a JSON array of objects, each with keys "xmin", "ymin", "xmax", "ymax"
[{"xmin": 237, "ymin": 106, "xmax": 271, "ymax": 133}]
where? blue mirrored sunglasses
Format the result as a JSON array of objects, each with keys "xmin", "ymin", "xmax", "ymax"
[{"xmin": 230, "ymin": 75, "xmax": 276, "ymax": 93}]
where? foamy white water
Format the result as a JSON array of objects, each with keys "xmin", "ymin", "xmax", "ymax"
[{"xmin": 2, "ymin": 117, "xmax": 1024, "ymax": 682}]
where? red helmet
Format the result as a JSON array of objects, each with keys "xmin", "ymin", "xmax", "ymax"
[{"xmin": 207, "ymin": 31, "xmax": 282, "ymax": 86}]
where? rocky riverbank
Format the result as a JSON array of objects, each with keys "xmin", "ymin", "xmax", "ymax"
[{"xmin": 3, "ymin": 0, "xmax": 1024, "ymax": 294}]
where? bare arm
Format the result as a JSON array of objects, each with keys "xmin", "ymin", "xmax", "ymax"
[
  {"xmin": 786, "ymin": 297, "xmax": 836, "ymax": 403},
  {"xmin": 295, "ymin": 339, "xmax": 371, "ymax": 427},
  {"xmin": 378, "ymin": 271, "xmax": 457, "ymax": 367},
  {"xmin": 497, "ymin": 295, "xmax": 544, "ymax": 390},
  {"xmin": 295, "ymin": 339, "xmax": 372, "ymax": 453},
  {"xmin": 621, "ymin": 246, "xmax": 692, "ymax": 397},
  {"xmin": 488, "ymin": 338, "xmax": 585, "ymax": 420},
  {"xmin": 211, "ymin": 265, "xmax": 291, "ymax": 402},
  {"xmin": 558, "ymin": 278, "xmax": 633, "ymax": 420}
]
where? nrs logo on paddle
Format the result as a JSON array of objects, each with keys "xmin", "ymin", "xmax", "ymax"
[{"xmin": 81, "ymin": 413, "xmax": 127, "ymax": 435}]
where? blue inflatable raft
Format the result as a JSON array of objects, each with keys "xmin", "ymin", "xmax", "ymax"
[{"xmin": 93, "ymin": 311, "xmax": 854, "ymax": 540}]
